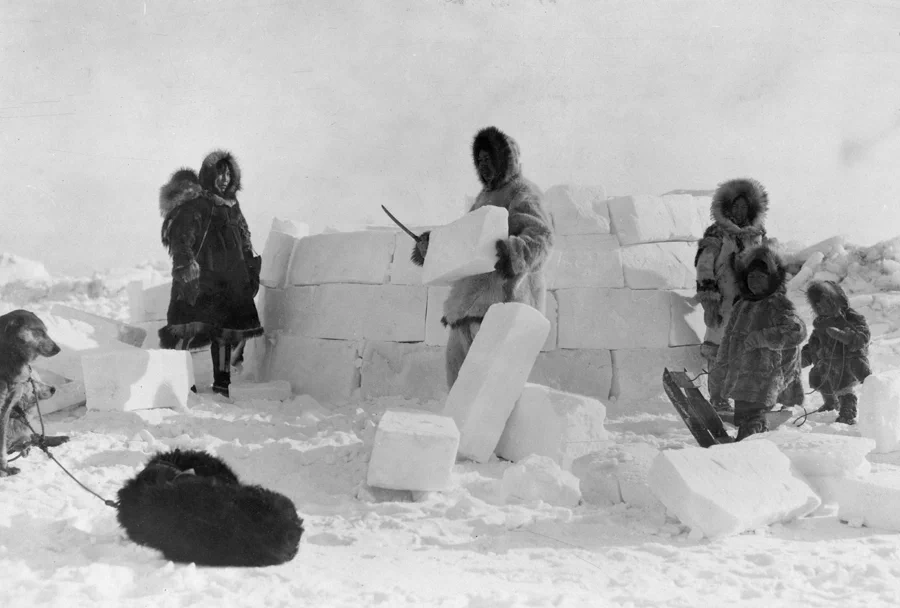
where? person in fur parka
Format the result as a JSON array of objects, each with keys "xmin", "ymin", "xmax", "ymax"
[
  {"xmin": 801, "ymin": 280, "xmax": 871, "ymax": 424},
  {"xmin": 158, "ymin": 150, "xmax": 263, "ymax": 396},
  {"xmin": 695, "ymin": 178, "xmax": 769, "ymax": 409},
  {"xmin": 410, "ymin": 127, "xmax": 555, "ymax": 389},
  {"xmin": 709, "ymin": 245, "xmax": 806, "ymax": 440}
]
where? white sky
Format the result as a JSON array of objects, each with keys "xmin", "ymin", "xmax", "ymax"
[{"xmin": 2, "ymin": 0, "xmax": 899, "ymax": 275}]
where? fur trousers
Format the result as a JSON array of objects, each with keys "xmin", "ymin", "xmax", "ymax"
[{"xmin": 445, "ymin": 319, "xmax": 482, "ymax": 389}]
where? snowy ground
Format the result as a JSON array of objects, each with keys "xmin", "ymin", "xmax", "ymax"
[{"xmin": 3, "ymin": 244, "xmax": 900, "ymax": 607}]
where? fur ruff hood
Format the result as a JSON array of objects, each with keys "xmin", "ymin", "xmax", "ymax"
[
  {"xmin": 806, "ymin": 279, "xmax": 850, "ymax": 313},
  {"xmin": 473, "ymin": 127, "xmax": 521, "ymax": 191},
  {"xmin": 736, "ymin": 245, "xmax": 787, "ymax": 301},
  {"xmin": 158, "ymin": 150, "xmax": 242, "ymax": 218},
  {"xmin": 711, "ymin": 178, "xmax": 768, "ymax": 235}
]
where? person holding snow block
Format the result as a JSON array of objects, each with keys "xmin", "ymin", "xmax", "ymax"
[
  {"xmin": 801, "ymin": 280, "xmax": 871, "ymax": 425},
  {"xmin": 410, "ymin": 126, "xmax": 554, "ymax": 389},
  {"xmin": 695, "ymin": 178, "xmax": 768, "ymax": 412},
  {"xmin": 709, "ymin": 245, "xmax": 806, "ymax": 441}
]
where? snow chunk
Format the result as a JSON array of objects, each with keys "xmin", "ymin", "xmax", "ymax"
[
  {"xmin": 826, "ymin": 472, "xmax": 900, "ymax": 532},
  {"xmin": 544, "ymin": 185, "xmax": 610, "ymax": 235},
  {"xmin": 422, "ymin": 206, "xmax": 508, "ymax": 285},
  {"xmin": 859, "ymin": 371, "xmax": 900, "ymax": 453},
  {"xmin": 82, "ymin": 349, "xmax": 192, "ymax": 411},
  {"xmin": 500, "ymin": 454, "xmax": 582, "ymax": 507}
]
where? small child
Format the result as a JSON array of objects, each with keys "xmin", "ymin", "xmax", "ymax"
[
  {"xmin": 709, "ymin": 245, "xmax": 807, "ymax": 440},
  {"xmin": 801, "ymin": 280, "xmax": 871, "ymax": 424}
]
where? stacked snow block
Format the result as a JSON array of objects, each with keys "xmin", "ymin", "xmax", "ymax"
[
  {"xmin": 259, "ymin": 218, "xmax": 309, "ymax": 289},
  {"xmin": 253, "ymin": 188, "xmax": 714, "ymax": 416},
  {"xmin": 82, "ymin": 348, "xmax": 192, "ymax": 412}
]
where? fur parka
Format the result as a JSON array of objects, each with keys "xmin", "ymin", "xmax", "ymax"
[
  {"xmin": 157, "ymin": 151, "xmax": 263, "ymax": 350},
  {"xmin": 710, "ymin": 246, "xmax": 806, "ymax": 407},
  {"xmin": 695, "ymin": 179, "xmax": 769, "ymax": 334},
  {"xmin": 440, "ymin": 127, "xmax": 554, "ymax": 327},
  {"xmin": 801, "ymin": 280, "xmax": 871, "ymax": 395}
]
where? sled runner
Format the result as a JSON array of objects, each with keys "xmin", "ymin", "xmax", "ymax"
[{"xmin": 663, "ymin": 368, "xmax": 733, "ymax": 447}]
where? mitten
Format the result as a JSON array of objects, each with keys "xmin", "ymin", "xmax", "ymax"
[
  {"xmin": 174, "ymin": 260, "xmax": 201, "ymax": 305},
  {"xmin": 494, "ymin": 238, "xmax": 527, "ymax": 279},
  {"xmin": 410, "ymin": 231, "xmax": 430, "ymax": 267}
]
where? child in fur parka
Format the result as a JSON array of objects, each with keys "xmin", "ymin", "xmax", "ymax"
[
  {"xmin": 709, "ymin": 245, "xmax": 806, "ymax": 441},
  {"xmin": 801, "ymin": 280, "xmax": 871, "ymax": 425},
  {"xmin": 695, "ymin": 178, "xmax": 769, "ymax": 410}
]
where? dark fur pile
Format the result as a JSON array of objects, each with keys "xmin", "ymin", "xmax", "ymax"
[{"xmin": 117, "ymin": 449, "xmax": 304, "ymax": 567}]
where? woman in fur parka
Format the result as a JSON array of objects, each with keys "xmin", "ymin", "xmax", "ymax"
[
  {"xmin": 411, "ymin": 127, "xmax": 554, "ymax": 389},
  {"xmin": 709, "ymin": 245, "xmax": 806, "ymax": 440},
  {"xmin": 802, "ymin": 280, "xmax": 871, "ymax": 424},
  {"xmin": 158, "ymin": 150, "xmax": 263, "ymax": 396},
  {"xmin": 695, "ymin": 178, "xmax": 769, "ymax": 409}
]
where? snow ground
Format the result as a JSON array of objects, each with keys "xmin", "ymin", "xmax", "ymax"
[{"xmin": 2, "ymin": 246, "xmax": 900, "ymax": 608}]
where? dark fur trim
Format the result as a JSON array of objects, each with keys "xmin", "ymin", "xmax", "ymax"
[
  {"xmin": 159, "ymin": 324, "xmax": 264, "ymax": 350},
  {"xmin": 806, "ymin": 280, "xmax": 849, "ymax": 311},
  {"xmin": 117, "ymin": 450, "xmax": 304, "ymax": 567},
  {"xmin": 735, "ymin": 245, "xmax": 787, "ymax": 301},
  {"xmin": 159, "ymin": 169, "xmax": 202, "ymax": 218},
  {"xmin": 472, "ymin": 127, "xmax": 521, "ymax": 191},
  {"xmin": 446, "ymin": 315, "xmax": 484, "ymax": 330},
  {"xmin": 198, "ymin": 150, "xmax": 242, "ymax": 199},
  {"xmin": 710, "ymin": 178, "xmax": 768, "ymax": 233}
]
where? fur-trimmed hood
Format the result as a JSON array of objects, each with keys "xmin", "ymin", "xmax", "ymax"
[
  {"xmin": 198, "ymin": 149, "xmax": 242, "ymax": 199},
  {"xmin": 806, "ymin": 280, "xmax": 850, "ymax": 312},
  {"xmin": 159, "ymin": 169, "xmax": 203, "ymax": 218},
  {"xmin": 158, "ymin": 150, "xmax": 242, "ymax": 218},
  {"xmin": 736, "ymin": 245, "xmax": 787, "ymax": 300},
  {"xmin": 711, "ymin": 178, "xmax": 768, "ymax": 234},
  {"xmin": 473, "ymin": 127, "xmax": 521, "ymax": 191}
]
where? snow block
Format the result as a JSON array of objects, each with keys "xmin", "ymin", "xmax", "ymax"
[
  {"xmin": 270, "ymin": 217, "xmax": 309, "ymax": 238},
  {"xmin": 28, "ymin": 367, "xmax": 86, "ymax": 414},
  {"xmin": 135, "ymin": 321, "xmax": 166, "ymax": 349},
  {"xmin": 389, "ymin": 228, "xmax": 435, "ymax": 285},
  {"xmin": 544, "ymin": 185, "xmax": 610, "ymax": 235},
  {"xmin": 648, "ymin": 440, "xmax": 821, "ymax": 538},
  {"xmin": 607, "ymin": 194, "xmax": 708, "ymax": 246},
  {"xmin": 556, "ymin": 288, "xmax": 671, "ymax": 349},
  {"xmin": 609, "ymin": 347, "xmax": 705, "ymax": 416},
  {"xmin": 620, "ymin": 242, "xmax": 696, "ymax": 290},
  {"xmin": 288, "ymin": 231, "xmax": 395, "ymax": 286},
  {"xmin": 542, "ymin": 291, "xmax": 558, "ymax": 351},
  {"xmin": 360, "ymin": 342, "xmax": 447, "ymax": 402},
  {"xmin": 669, "ymin": 290, "xmax": 705, "ymax": 347},
  {"xmin": 826, "ymin": 473, "xmax": 900, "ymax": 531},
  {"xmin": 260, "ymin": 287, "xmax": 294, "ymax": 332},
  {"xmin": 496, "ymin": 383, "xmax": 610, "ymax": 470},
  {"xmin": 260, "ymin": 230, "xmax": 299, "ymax": 289},
  {"xmin": 425, "ymin": 286, "xmax": 452, "ymax": 346},
  {"xmin": 50, "ymin": 304, "xmax": 147, "ymax": 347},
  {"xmin": 264, "ymin": 334, "xmax": 360, "ymax": 404},
  {"xmin": 443, "ymin": 303, "xmax": 550, "ymax": 463},
  {"xmin": 82, "ymin": 349, "xmax": 192, "ymax": 412},
  {"xmin": 571, "ymin": 443, "xmax": 661, "ymax": 508},
  {"xmin": 544, "ymin": 234, "xmax": 624, "ymax": 289},
  {"xmin": 228, "ymin": 380, "xmax": 292, "ymax": 402},
  {"xmin": 422, "ymin": 206, "xmax": 509, "ymax": 285},
  {"xmin": 367, "ymin": 409, "xmax": 460, "ymax": 492},
  {"xmin": 757, "ymin": 430, "xmax": 874, "ymax": 479},
  {"xmin": 287, "ymin": 284, "xmax": 426, "ymax": 342},
  {"xmin": 127, "ymin": 281, "xmax": 171, "ymax": 323},
  {"xmin": 500, "ymin": 454, "xmax": 582, "ymax": 507},
  {"xmin": 38, "ymin": 314, "xmax": 142, "ymax": 383},
  {"xmin": 859, "ymin": 371, "xmax": 900, "ymax": 453},
  {"xmin": 528, "ymin": 349, "xmax": 613, "ymax": 402}
]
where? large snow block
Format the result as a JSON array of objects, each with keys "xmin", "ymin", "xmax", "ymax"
[
  {"xmin": 556, "ymin": 288, "xmax": 670, "ymax": 349},
  {"xmin": 264, "ymin": 334, "xmax": 360, "ymax": 404},
  {"xmin": 28, "ymin": 367, "xmax": 86, "ymax": 414},
  {"xmin": 648, "ymin": 440, "xmax": 821, "ymax": 538},
  {"xmin": 571, "ymin": 443, "xmax": 660, "ymax": 508},
  {"xmin": 859, "ymin": 371, "xmax": 900, "ymax": 453},
  {"xmin": 127, "ymin": 281, "xmax": 171, "ymax": 323},
  {"xmin": 620, "ymin": 242, "xmax": 696, "ymax": 290},
  {"xmin": 270, "ymin": 217, "xmax": 309, "ymax": 238},
  {"xmin": 496, "ymin": 383, "xmax": 610, "ymax": 470},
  {"xmin": 544, "ymin": 234, "xmax": 624, "ymax": 289},
  {"xmin": 425, "ymin": 286, "xmax": 452, "ymax": 346},
  {"xmin": 228, "ymin": 380, "xmax": 292, "ymax": 402},
  {"xmin": 544, "ymin": 185, "xmax": 610, "ymax": 235},
  {"xmin": 360, "ymin": 342, "xmax": 447, "ymax": 402},
  {"xmin": 367, "ymin": 410, "xmax": 459, "ymax": 492},
  {"xmin": 288, "ymin": 231, "xmax": 395, "ymax": 285},
  {"xmin": 609, "ymin": 347, "xmax": 705, "ymax": 417},
  {"xmin": 607, "ymin": 194, "xmax": 708, "ymax": 246},
  {"xmin": 50, "ymin": 304, "xmax": 147, "ymax": 347},
  {"xmin": 669, "ymin": 290, "xmax": 705, "ymax": 347},
  {"xmin": 288, "ymin": 284, "xmax": 426, "ymax": 342},
  {"xmin": 82, "ymin": 349, "xmax": 192, "ymax": 412},
  {"xmin": 422, "ymin": 206, "xmax": 509, "ymax": 285},
  {"xmin": 135, "ymin": 321, "xmax": 166, "ymax": 349},
  {"xmin": 529, "ymin": 349, "xmax": 613, "ymax": 402},
  {"xmin": 757, "ymin": 430, "xmax": 874, "ymax": 479},
  {"xmin": 260, "ymin": 230, "xmax": 300, "ymax": 289},
  {"xmin": 260, "ymin": 286, "xmax": 298, "ymax": 332},
  {"xmin": 38, "ymin": 314, "xmax": 142, "ymax": 382},
  {"xmin": 443, "ymin": 303, "xmax": 550, "ymax": 463},
  {"xmin": 826, "ymin": 473, "xmax": 900, "ymax": 531}
]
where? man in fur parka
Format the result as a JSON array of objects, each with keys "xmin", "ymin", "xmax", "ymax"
[
  {"xmin": 158, "ymin": 150, "xmax": 263, "ymax": 396},
  {"xmin": 709, "ymin": 245, "xmax": 806, "ymax": 440},
  {"xmin": 411, "ymin": 127, "xmax": 554, "ymax": 389},
  {"xmin": 695, "ymin": 178, "xmax": 769, "ymax": 409},
  {"xmin": 801, "ymin": 280, "xmax": 871, "ymax": 424}
]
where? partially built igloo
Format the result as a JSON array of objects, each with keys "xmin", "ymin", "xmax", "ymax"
[{"xmin": 129, "ymin": 186, "xmax": 713, "ymax": 417}]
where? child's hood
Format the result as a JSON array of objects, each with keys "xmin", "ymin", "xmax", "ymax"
[
  {"xmin": 806, "ymin": 280, "xmax": 850, "ymax": 312},
  {"xmin": 735, "ymin": 245, "xmax": 787, "ymax": 300}
]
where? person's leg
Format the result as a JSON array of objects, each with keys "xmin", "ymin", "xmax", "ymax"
[
  {"xmin": 444, "ymin": 320, "xmax": 481, "ymax": 390},
  {"xmin": 734, "ymin": 400, "xmax": 768, "ymax": 441},
  {"xmin": 210, "ymin": 340, "xmax": 232, "ymax": 397},
  {"xmin": 836, "ymin": 392, "xmax": 858, "ymax": 425}
]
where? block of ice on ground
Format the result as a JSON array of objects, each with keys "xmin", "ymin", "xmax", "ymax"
[
  {"xmin": 669, "ymin": 290, "xmax": 705, "ymax": 346},
  {"xmin": 528, "ymin": 349, "xmax": 613, "ymax": 403},
  {"xmin": 259, "ymin": 229, "xmax": 299, "ymax": 289},
  {"xmin": 620, "ymin": 242, "xmax": 696, "ymax": 290},
  {"xmin": 859, "ymin": 371, "xmax": 900, "ymax": 453},
  {"xmin": 544, "ymin": 185, "xmax": 609, "ymax": 235},
  {"xmin": 825, "ymin": 472, "xmax": 900, "ymax": 531},
  {"xmin": 422, "ymin": 206, "xmax": 509, "ymax": 285},
  {"xmin": 39, "ymin": 314, "xmax": 142, "ymax": 383},
  {"xmin": 288, "ymin": 231, "xmax": 395, "ymax": 285},
  {"xmin": 571, "ymin": 443, "xmax": 661, "ymax": 508},
  {"xmin": 607, "ymin": 194, "xmax": 708, "ymax": 246},
  {"xmin": 544, "ymin": 234, "xmax": 624, "ymax": 289},
  {"xmin": 228, "ymin": 380, "xmax": 292, "ymax": 402},
  {"xmin": 443, "ymin": 303, "xmax": 550, "ymax": 463},
  {"xmin": 556, "ymin": 288, "xmax": 671, "ymax": 349},
  {"xmin": 495, "ymin": 383, "xmax": 610, "ymax": 470},
  {"xmin": 264, "ymin": 334, "xmax": 360, "ymax": 404},
  {"xmin": 648, "ymin": 439, "xmax": 821, "ymax": 538},
  {"xmin": 50, "ymin": 304, "xmax": 147, "ymax": 347},
  {"xmin": 82, "ymin": 349, "xmax": 192, "ymax": 411},
  {"xmin": 27, "ymin": 367, "xmax": 86, "ymax": 414},
  {"xmin": 755, "ymin": 429, "xmax": 874, "ymax": 478},
  {"xmin": 367, "ymin": 410, "xmax": 460, "ymax": 492},
  {"xmin": 500, "ymin": 454, "xmax": 582, "ymax": 507},
  {"xmin": 360, "ymin": 342, "xmax": 447, "ymax": 402}
]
